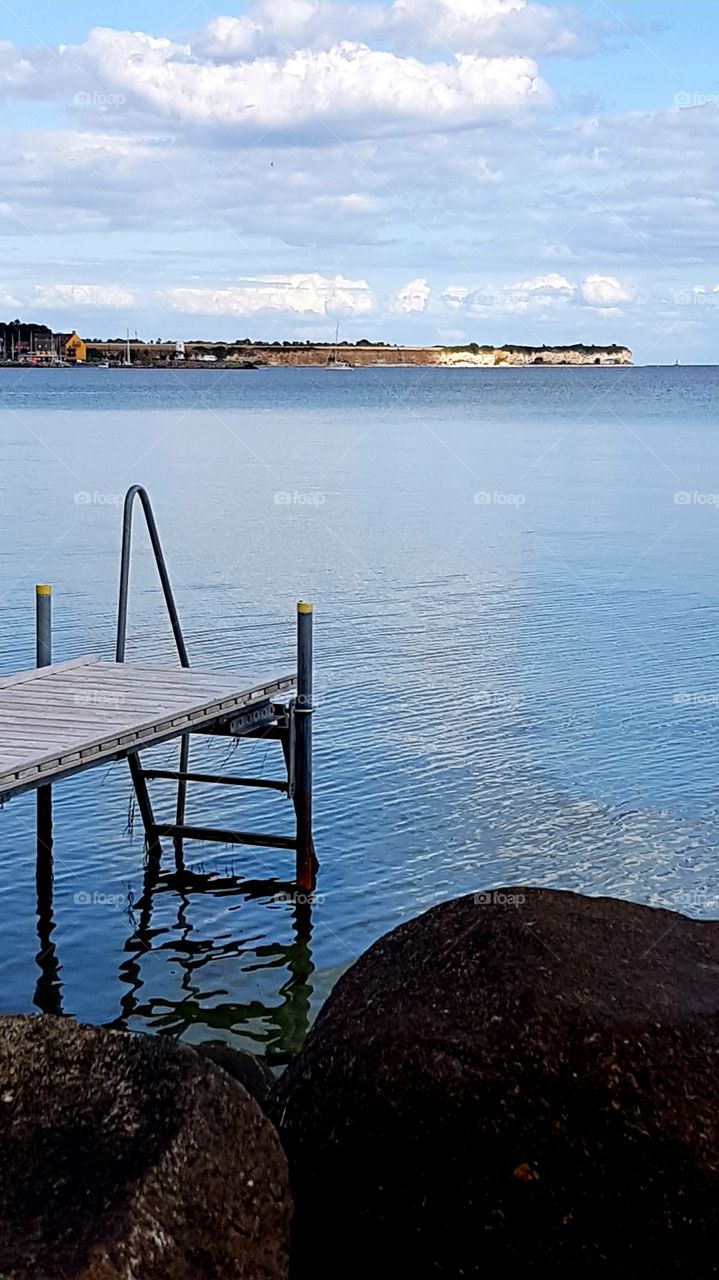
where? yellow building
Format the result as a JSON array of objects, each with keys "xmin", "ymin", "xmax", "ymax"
[{"xmin": 64, "ymin": 331, "xmax": 87, "ymax": 363}]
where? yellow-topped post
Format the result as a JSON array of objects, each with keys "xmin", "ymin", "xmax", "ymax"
[
  {"xmin": 295, "ymin": 601, "xmax": 316, "ymax": 891},
  {"xmin": 35, "ymin": 584, "xmax": 52, "ymax": 669}
]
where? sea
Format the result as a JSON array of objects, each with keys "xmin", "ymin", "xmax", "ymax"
[{"xmin": 1, "ymin": 364, "xmax": 718, "ymax": 1060}]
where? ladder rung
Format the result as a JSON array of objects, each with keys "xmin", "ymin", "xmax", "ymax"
[
  {"xmin": 152, "ymin": 823, "xmax": 297, "ymax": 851},
  {"xmin": 140, "ymin": 768, "xmax": 288, "ymax": 792}
]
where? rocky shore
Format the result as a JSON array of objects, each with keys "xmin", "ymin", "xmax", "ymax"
[{"xmin": 2, "ymin": 885, "xmax": 712, "ymax": 1278}]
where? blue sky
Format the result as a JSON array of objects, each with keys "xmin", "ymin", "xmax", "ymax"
[{"xmin": 0, "ymin": 0, "xmax": 717, "ymax": 361}]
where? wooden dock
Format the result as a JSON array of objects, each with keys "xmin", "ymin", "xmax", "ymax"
[
  {"xmin": 1, "ymin": 485, "xmax": 317, "ymax": 891},
  {"xmin": 0, "ymin": 656, "xmax": 296, "ymax": 799}
]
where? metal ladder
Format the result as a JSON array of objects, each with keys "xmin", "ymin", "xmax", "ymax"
[{"xmin": 115, "ymin": 485, "xmax": 316, "ymax": 890}]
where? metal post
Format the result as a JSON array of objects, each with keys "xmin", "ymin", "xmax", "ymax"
[
  {"xmin": 128, "ymin": 752, "xmax": 162, "ymax": 872},
  {"xmin": 36, "ymin": 583, "xmax": 52, "ymax": 668},
  {"xmin": 35, "ymin": 585, "xmax": 52, "ymax": 856},
  {"xmin": 294, "ymin": 602, "xmax": 316, "ymax": 891}
]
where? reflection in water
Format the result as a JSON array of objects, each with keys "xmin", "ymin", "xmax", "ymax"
[
  {"xmin": 34, "ymin": 845, "xmax": 315, "ymax": 1062},
  {"xmin": 34, "ymin": 791, "xmax": 62, "ymax": 1017},
  {"xmin": 111, "ymin": 872, "xmax": 315, "ymax": 1063}
]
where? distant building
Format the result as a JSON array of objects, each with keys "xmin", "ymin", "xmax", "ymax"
[
  {"xmin": 64, "ymin": 331, "xmax": 87, "ymax": 363},
  {"xmin": 62, "ymin": 339, "xmax": 185, "ymax": 364}
]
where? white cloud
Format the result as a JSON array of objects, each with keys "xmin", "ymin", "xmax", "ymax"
[
  {"xmin": 337, "ymin": 193, "xmax": 378, "ymax": 213},
  {"xmin": 580, "ymin": 274, "xmax": 634, "ymax": 308},
  {"xmin": 390, "ymin": 278, "xmax": 431, "ymax": 313},
  {"xmin": 100, "ymin": 34, "xmax": 550, "ymax": 137},
  {"xmin": 0, "ymin": 41, "xmax": 34, "ymax": 95},
  {"xmin": 197, "ymin": 1, "xmax": 592, "ymax": 60},
  {"xmin": 0, "ymin": 284, "xmax": 21, "ymax": 308},
  {"xmin": 386, "ymin": 0, "xmax": 592, "ymax": 56},
  {"xmin": 513, "ymin": 272, "xmax": 575, "ymax": 292},
  {"xmin": 197, "ymin": 3, "xmax": 332, "ymax": 60},
  {"xmin": 0, "ymin": 26, "xmax": 551, "ymax": 142},
  {"xmin": 443, "ymin": 275, "xmax": 578, "ymax": 316},
  {"xmin": 32, "ymin": 283, "xmax": 136, "ymax": 309},
  {"xmin": 165, "ymin": 274, "xmax": 375, "ymax": 316}
]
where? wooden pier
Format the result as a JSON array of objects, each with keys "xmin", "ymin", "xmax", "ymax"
[
  {"xmin": 0, "ymin": 656, "xmax": 296, "ymax": 795},
  {"xmin": 0, "ymin": 486, "xmax": 316, "ymax": 891}
]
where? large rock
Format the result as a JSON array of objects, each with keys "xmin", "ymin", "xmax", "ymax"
[
  {"xmin": 0, "ymin": 1016, "xmax": 290, "ymax": 1280},
  {"xmin": 273, "ymin": 888, "xmax": 719, "ymax": 1277}
]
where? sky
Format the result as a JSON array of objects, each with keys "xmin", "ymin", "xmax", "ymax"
[{"xmin": 0, "ymin": 0, "xmax": 717, "ymax": 362}]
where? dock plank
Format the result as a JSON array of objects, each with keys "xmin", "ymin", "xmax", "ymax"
[{"xmin": 0, "ymin": 656, "xmax": 101, "ymax": 690}]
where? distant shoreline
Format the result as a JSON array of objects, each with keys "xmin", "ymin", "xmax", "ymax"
[{"xmin": 0, "ymin": 342, "xmax": 632, "ymax": 370}]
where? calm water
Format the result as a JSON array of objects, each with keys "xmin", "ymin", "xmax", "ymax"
[{"xmin": 1, "ymin": 365, "xmax": 719, "ymax": 1060}]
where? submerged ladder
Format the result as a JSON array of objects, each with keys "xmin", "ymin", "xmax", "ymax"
[
  {"xmin": 1, "ymin": 485, "xmax": 317, "ymax": 891},
  {"xmin": 116, "ymin": 485, "xmax": 316, "ymax": 889}
]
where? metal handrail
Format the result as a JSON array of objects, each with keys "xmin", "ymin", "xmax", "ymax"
[
  {"xmin": 115, "ymin": 485, "xmax": 190, "ymax": 852},
  {"xmin": 115, "ymin": 485, "xmax": 189, "ymax": 667}
]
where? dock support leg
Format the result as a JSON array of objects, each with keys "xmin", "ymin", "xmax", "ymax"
[
  {"xmin": 35, "ymin": 584, "xmax": 53, "ymax": 864},
  {"xmin": 128, "ymin": 752, "xmax": 162, "ymax": 870},
  {"xmin": 174, "ymin": 734, "xmax": 189, "ymax": 872},
  {"xmin": 294, "ymin": 601, "xmax": 316, "ymax": 891}
]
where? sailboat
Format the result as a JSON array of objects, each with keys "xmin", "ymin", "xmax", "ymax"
[
  {"xmin": 50, "ymin": 335, "xmax": 70, "ymax": 367},
  {"xmin": 325, "ymin": 322, "xmax": 352, "ymax": 369},
  {"xmin": 124, "ymin": 329, "xmax": 132, "ymax": 367}
]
